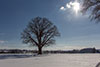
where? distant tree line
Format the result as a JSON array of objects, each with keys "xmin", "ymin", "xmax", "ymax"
[
  {"xmin": 0, "ymin": 48, "xmax": 100, "ymax": 54},
  {"xmin": 0, "ymin": 49, "xmax": 35, "ymax": 54}
]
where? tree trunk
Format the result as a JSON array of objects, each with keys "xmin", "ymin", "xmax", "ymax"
[{"xmin": 38, "ymin": 47, "xmax": 42, "ymax": 54}]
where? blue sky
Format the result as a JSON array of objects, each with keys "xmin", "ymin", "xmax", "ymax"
[{"xmin": 0, "ymin": 0, "xmax": 100, "ymax": 50}]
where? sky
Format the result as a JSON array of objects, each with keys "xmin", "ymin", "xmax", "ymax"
[{"xmin": 0, "ymin": 0, "xmax": 100, "ymax": 50}]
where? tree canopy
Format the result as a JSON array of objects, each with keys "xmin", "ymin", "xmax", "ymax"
[
  {"xmin": 21, "ymin": 17, "xmax": 60, "ymax": 54},
  {"xmin": 81, "ymin": 0, "xmax": 100, "ymax": 22}
]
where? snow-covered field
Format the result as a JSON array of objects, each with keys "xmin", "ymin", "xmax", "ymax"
[{"xmin": 0, "ymin": 54, "xmax": 100, "ymax": 67}]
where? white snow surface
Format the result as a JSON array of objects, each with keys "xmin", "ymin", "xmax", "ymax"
[{"xmin": 0, "ymin": 54, "xmax": 100, "ymax": 67}]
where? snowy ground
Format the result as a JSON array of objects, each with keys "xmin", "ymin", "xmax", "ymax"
[{"xmin": 0, "ymin": 54, "xmax": 100, "ymax": 67}]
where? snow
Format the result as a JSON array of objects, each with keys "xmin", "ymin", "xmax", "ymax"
[{"xmin": 0, "ymin": 54, "xmax": 100, "ymax": 67}]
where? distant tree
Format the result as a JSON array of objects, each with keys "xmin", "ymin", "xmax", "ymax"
[
  {"xmin": 93, "ymin": 47, "xmax": 96, "ymax": 53},
  {"xmin": 81, "ymin": 0, "xmax": 100, "ymax": 22},
  {"xmin": 21, "ymin": 17, "xmax": 60, "ymax": 54}
]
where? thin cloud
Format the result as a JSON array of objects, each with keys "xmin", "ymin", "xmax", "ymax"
[
  {"xmin": 60, "ymin": 6, "xmax": 66, "ymax": 11},
  {"xmin": 66, "ymin": 4, "xmax": 71, "ymax": 8},
  {"xmin": 0, "ymin": 40, "xmax": 7, "ymax": 44}
]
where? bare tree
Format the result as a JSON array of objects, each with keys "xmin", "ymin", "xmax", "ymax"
[
  {"xmin": 81, "ymin": 0, "xmax": 100, "ymax": 22},
  {"xmin": 21, "ymin": 17, "xmax": 60, "ymax": 54}
]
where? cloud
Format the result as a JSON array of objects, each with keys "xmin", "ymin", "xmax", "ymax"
[
  {"xmin": 66, "ymin": 4, "xmax": 71, "ymax": 8},
  {"xmin": 60, "ymin": 2, "xmax": 73, "ymax": 11},
  {"xmin": 0, "ymin": 40, "xmax": 6, "ymax": 44},
  {"xmin": 60, "ymin": 0, "xmax": 81, "ymax": 14},
  {"xmin": 60, "ymin": 6, "xmax": 66, "ymax": 11}
]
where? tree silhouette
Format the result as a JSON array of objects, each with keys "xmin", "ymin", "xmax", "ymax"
[
  {"xmin": 21, "ymin": 17, "xmax": 60, "ymax": 54},
  {"xmin": 81, "ymin": 0, "xmax": 100, "ymax": 22}
]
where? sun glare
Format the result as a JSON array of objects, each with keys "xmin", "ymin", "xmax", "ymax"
[
  {"xmin": 73, "ymin": 2, "xmax": 80, "ymax": 14},
  {"xmin": 65, "ymin": 0, "xmax": 81, "ymax": 14},
  {"xmin": 60, "ymin": 0, "xmax": 81, "ymax": 15}
]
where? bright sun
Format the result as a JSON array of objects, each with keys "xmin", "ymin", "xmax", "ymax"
[
  {"xmin": 72, "ymin": 2, "xmax": 80, "ymax": 14},
  {"xmin": 60, "ymin": 0, "xmax": 81, "ymax": 14},
  {"xmin": 65, "ymin": 0, "xmax": 80, "ymax": 14}
]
